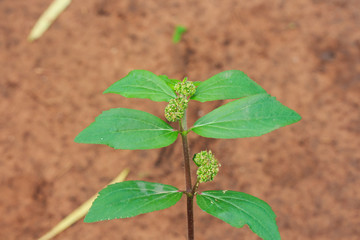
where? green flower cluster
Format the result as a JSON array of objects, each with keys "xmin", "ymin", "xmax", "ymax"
[
  {"xmin": 193, "ymin": 150, "xmax": 220, "ymax": 183},
  {"xmin": 164, "ymin": 78, "xmax": 196, "ymax": 122},
  {"xmin": 165, "ymin": 97, "xmax": 188, "ymax": 122},
  {"xmin": 174, "ymin": 78, "xmax": 196, "ymax": 97}
]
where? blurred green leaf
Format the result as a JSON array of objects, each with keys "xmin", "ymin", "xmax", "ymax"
[
  {"xmin": 192, "ymin": 93, "xmax": 301, "ymax": 138},
  {"xmin": 104, "ymin": 70, "xmax": 176, "ymax": 102},
  {"xmin": 197, "ymin": 190, "xmax": 280, "ymax": 240},
  {"xmin": 75, "ymin": 108, "xmax": 178, "ymax": 150},
  {"xmin": 172, "ymin": 25, "xmax": 187, "ymax": 43},
  {"xmin": 85, "ymin": 181, "xmax": 183, "ymax": 222},
  {"xmin": 193, "ymin": 81, "xmax": 202, "ymax": 87},
  {"xmin": 191, "ymin": 70, "xmax": 266, "ymax": 102}
]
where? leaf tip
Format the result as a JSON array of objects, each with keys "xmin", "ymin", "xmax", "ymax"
[
  {"xmin": 73, "ymin": 133, "xmax": 82, "ymax": 143},
  {"xmin": 103, "ymin": 85, "xmax": 115, "ymax": 94},
  {"xmin": 290, "ymin": 110, "xmax": 302, "ymax": 124},
  {"xmin": 83, "ymin": 212, "xmax": 99, "ymax": 223}
]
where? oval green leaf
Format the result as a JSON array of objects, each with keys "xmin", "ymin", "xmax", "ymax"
[
  {"xmin": 75, "ymin": 108, "xmax": 178, "ymax": 150},
  {"xmin": 197, "ymin": 190, "xmax": 280, "ymax": 240},
  {"xmin": 85, "ymin": 181, "xmax": 183, "ymax": 222},
  {"xmin": 191, "ymin": 93, "xmax": 301, "ymax": 138},
  {"xmin": 104, "ymin": 70, "xmax": 176, "ymax": 102},
  {"xmin": 191, "ymin": 70, "xmax": 266, "ymax": 102}
]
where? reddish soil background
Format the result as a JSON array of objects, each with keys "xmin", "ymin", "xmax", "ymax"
[{"xmin": 1, "ymin": 0, "xmax": 359, "ymax": 239}]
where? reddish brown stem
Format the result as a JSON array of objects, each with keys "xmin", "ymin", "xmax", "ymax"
[{"xmin": 180, "ymin": 111, "xmax": 194, "ymax": 240}]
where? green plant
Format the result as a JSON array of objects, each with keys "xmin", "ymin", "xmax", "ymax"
[{"xmin": 75, "ymin": 70, "xmax": 301, "ymax": 240}]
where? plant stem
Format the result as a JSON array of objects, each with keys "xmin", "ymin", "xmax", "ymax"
[{"xmin": 180, "ymin": 110, "xmax": 194, "ymax": 240}]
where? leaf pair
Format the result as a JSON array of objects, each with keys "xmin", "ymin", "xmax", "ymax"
[
  {"xmin": 86, "ymin": 181, "xmax": 280, "ymax": 240},
  {"xmin": 75, "ymin": 70, "xmax": 301, "ymax": 150},
  {"xmin": 104, "ymin": 69, "xmax": 266, "ymax": 103}
]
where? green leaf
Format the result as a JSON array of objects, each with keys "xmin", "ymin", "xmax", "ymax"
[
  {"xmin": 75, "ymin": 108, "xmax": 178, "ymax": 150},
  {"xmin": 85, "ymin": 181, "xmax": 183, "ymax": 222},
  {"xmin": 104, "ymin": 70, "xmax": 176, "ymax": 102},
  {"xmin": 193, "ymin": 81, "xmax": 202, "ymax": 87},
  {"xmin": 191, "ymin": 70, "xmax": 266, "ymax": 102},
  {"xmin": 158, "ymin": 75, "xmax": 180, "ymax": 90},
  {"xmin": 191, "ymin": 93, "xmax": 301, "ymax": 138},
  {"xmin": 196, "ymin": 190, "xmax": 280, "ymax": 240}
]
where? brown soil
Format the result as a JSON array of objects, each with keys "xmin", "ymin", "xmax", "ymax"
[{"xmin": 1, "ymin": 0, "xmax": 359, "ymax": 239}]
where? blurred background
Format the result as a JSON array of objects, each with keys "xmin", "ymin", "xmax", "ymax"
[{"xmin": 1, "ymin": 0, "xmax": 359, "ymax": 239}]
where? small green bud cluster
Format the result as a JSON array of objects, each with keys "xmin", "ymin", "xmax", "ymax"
[
  {"xmin": 193, "ymin": 150, "xmax": 220, "ymax": 183},
  {"xmin": 165, "ymin": 97, "xmax": 188, "ymax": 122},
  {"xmin": 164, "ymin": 78, "xmax": 196, "ymax": 122},
  {"xmin": 174, "ymin": 77, "xmax": 196, "ymax": 97}
]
